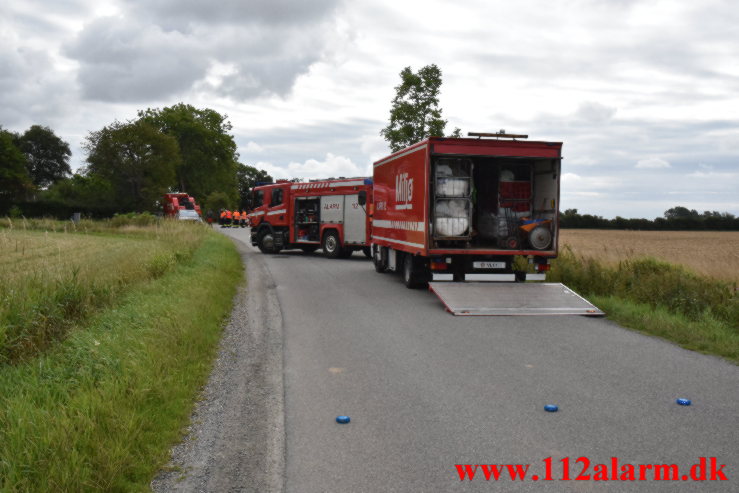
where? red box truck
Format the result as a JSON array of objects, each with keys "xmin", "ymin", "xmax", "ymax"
[{"xmin": 371, "ymin": 134, "xmax": 561, "ymax": 287}]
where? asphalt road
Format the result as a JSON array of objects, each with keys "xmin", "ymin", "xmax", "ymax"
[{"xmin": 165, "ymin": 227, "xmax": 738, "ymax": 492}]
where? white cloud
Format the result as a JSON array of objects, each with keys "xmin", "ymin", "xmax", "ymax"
[
  {"xmin": 254, "ymin": 153, "xmax": 369, "ymax": 181},
  {"xmin": 562, "ymin": 173, "xmax": 621, "ymax": 190},
  {"xmin": 359, "ymin": 134, "xmax": 390, "ymax": 164},
  {"xmin": 574, "ymin": 102, "xmax": 617, "ymax": 124},
  {"xmin": 64, "ymin": 17, "xmax": 209, "ymax": 102},
  {"xmin": 687, "ymin": 170, "xmax": 737, "ymax": 179},
  {"xmin": 286, "ymin": 153, "xmax": 368, "ymax": 179},
  {"xmin": 128, "ymin": 0, "xmax": 341, "ymax": 29},
  {"xmin": 59, "ymin": 0, "xmax": 343, "ymax": 102},
  {"xmin": 635, "ymin": 158, "xmax": 671, "ymax": 169},
  {"xmin": 243, "ymin": 141, "xmax": 265, "ymax": 153},
  {"xmin": 569, "ymin": 156, "xmax": 598, "ymax": 166}
]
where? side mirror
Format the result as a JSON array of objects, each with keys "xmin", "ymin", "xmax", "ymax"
[{"xmin": 358, "ymin": 191, "xmax": 367, "ymax": 206}]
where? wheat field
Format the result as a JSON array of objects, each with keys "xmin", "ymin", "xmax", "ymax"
[{"xmin": 559, "ymin": 229, "xmax": 739, "ymax": 283}]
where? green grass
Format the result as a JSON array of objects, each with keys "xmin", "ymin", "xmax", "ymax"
[
  {"xmin": 0, "ymin": 230, "xmax": 242, "ymax": 492},
  {"xmin": 548, "ymin": 247, "xmax": 739, "ymax": 363},
  {"xmin": 591, "ymin": 296, "xmax": 738, "ymax": 362},
  {"xmin": 0, "ymin": 218, "xmax": 207, "ymax": 364}
]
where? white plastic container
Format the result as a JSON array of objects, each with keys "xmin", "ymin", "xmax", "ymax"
[
  {"xmin": 434, "ymin": 199, "xmax": 470, "ymax": 236},
  {"xmin": 436, "ymin": 178, "xmax": 469, "ymax": 197},
  {"xmin": 435, "ymin": 217, "xmax": 469, "ymax": 236}
]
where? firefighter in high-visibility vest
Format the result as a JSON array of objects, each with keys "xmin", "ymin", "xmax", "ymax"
[
  {"xmin": 219, "ymin": 209, "xmax": 226, "ymax": 227},
  {"xmin": 241, "ymin": 210, "xmax": 248, "ymax": 228},
  {"xmin": 233, "ymin": 210, "xmax": 240, "ymax": 227},
  {"xmin": 225, "ymin": 209, "xmax": 232, "ymax": 227}
]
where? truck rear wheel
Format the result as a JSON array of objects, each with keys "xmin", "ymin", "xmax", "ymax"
[
  {"xmin": 403, "ymin": 253, "xmax": 427, "ymax": 289},
  {"xmin": 373, "ymin": 245, "xmax": 387, "ymax": 273},
  {"xmin": 323, "ymin": 231, "xmax": 342, "ymax": 258}
]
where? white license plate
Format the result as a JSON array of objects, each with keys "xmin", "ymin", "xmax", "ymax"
[{"xmin": 473, "ymin": 261, "xmax": 505, "ymax": 269}]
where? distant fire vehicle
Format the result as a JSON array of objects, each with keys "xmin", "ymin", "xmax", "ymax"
[
  {"xmin": 163, "ymin": 193, "xmax": 202, "ymax": 219},
  {"xmin": 248, "ymin": 178, "xmax": 373, "ymax": 258}
]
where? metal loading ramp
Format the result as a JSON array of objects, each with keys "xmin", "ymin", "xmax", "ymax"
[{"xmin": 428, "ymin": 282, "xmax": 605, "ymax": 316}]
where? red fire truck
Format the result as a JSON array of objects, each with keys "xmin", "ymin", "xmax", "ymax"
[
  {"xmin": 371, "ymin": 133, "xmax": 562, "ymax": 288},
  {"xmin": 248, "ymin": 178, "xmax": 373, "ymax": 257},
  {"xmin": 163, "ymin": 192, "xmax": 202, "ymax": 218}
]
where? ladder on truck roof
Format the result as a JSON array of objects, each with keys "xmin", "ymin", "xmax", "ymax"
[{"xmin": 428, "ymin": 282, "xmax": 605, "ymax": 316}]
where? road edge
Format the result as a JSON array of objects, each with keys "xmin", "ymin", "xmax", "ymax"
[{"xmin": 151, "ymin": 232, "xmax": 285, "ymax": 492}]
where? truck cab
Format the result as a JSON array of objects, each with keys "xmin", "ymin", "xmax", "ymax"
[{"xmin": 248, "ymin": 181, "xmax": 290, "ymax": 252}]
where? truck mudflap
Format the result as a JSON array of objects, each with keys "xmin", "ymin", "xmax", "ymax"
[{"xmin": 428, "ymin": 282, "xmax": 605, "ymax": 316}]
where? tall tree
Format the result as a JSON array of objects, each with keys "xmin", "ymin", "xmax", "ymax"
[
  {"xmin": 138, "ymin": 103, "xmax": 239, "ymax": 203},
  {"xmin": 204, "ymin": 191, "xmax": 231, "ymax": 213},
  {"xmin": 664, "ymin": 206, "xmax": 698, "ymax": 219},
  {"xmin": 15, "ymin": 125, "xmax": 72, "ymax": 188},
  {"xmin": 0, "ymin": 129, "xmax": 33, "ymax": 206},
  {"xmin": 380, "ymin": 64, "xmax": 458, "ymax": 152},
  {"xmin": 84, "ymin": 120, "xmax": 179, "ymax": 211},
  {"xmin": 236, "ymin": 163, "xmax": 272, "ymax": 209}
]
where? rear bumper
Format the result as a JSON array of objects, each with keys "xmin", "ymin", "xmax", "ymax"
[{"xmin": 428, "ymin": 249, "xmax": 556, "ymax": 257}]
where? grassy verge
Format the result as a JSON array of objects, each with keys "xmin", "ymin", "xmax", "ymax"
[
  {"xmin": 548, "ymin": 247, "xmax": 738, "ymax": 363},
  {"xmin": 0, "ymin": 231, "xmax": 242, "ymax": 491},
  {"xmin": 0, "ymin": 219, "xmax": 205, "ymax": 363},
  {"xmin": 0, "ymin": 212, "xmax": 162, "ymax": 234}
]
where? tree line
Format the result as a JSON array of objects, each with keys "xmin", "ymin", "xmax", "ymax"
[
  {"xmin": 3, "ymin": 65, "xmax": 736, "ymax": 229},
  {"xmin": 560, "ymin": 207, "xmax": 739, "ymax": 230},
  {"xmin": 0, "ymin": 103, "xmax": 272, "ymax": 218},
  {"xmin": 2, "ymin": 64, "xmax": 467, "ymax": 218}
]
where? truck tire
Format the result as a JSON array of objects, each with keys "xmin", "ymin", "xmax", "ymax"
[
  {"xmin": 257, "ymin": 230, "xmax": 281, "ymax": 254},
  {"xmin": 403, "ymin": 253, "xmax": 426, "ymax": 289},
  {"xmin": 323, "ymin": 231, "xmax": 342, "ymax": 258},
  {"xmin": 257, "ymin": 230, "xmax": 271, "ymax": 253},
  {"xmin": 300, "ymin": 245, "xmax": 318, "ymax": 254},
  {"xmin": 373, "ymin": 245, "xmax": 387, "ymax": 273}
]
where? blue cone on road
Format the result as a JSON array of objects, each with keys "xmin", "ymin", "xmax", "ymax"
[
  {"xmin": 544, "ymin": 404, "xmax": 559, "ymax": 412},
  {"xmin": 336, "ymin": 415, "xmax": 351, "ymax": 424},
  {"xmin": 676, "ymin": 398, "xmax": 691, "ymax": 406}
]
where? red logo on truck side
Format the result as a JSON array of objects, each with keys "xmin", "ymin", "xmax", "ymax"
[{"xmin": 395, "ymin": 172, "xmax": 413, "ymax": 210}]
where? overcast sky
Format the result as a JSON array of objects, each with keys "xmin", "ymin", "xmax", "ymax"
[{"xmin": 2, "ymin": 0, "xmax": 737, "ymax": 218}]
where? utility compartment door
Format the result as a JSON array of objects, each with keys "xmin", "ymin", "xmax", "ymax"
[
  {"xmin": 428, "ymin": 282, "xmax": 604, "ymax": 316},
  {"xmin": 320, "ymin": 195, "xmax": 345, "ymax": 223},
  {"xmin": 343, "ymin": 194, "xmax": 366, "ymax": 244}
]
